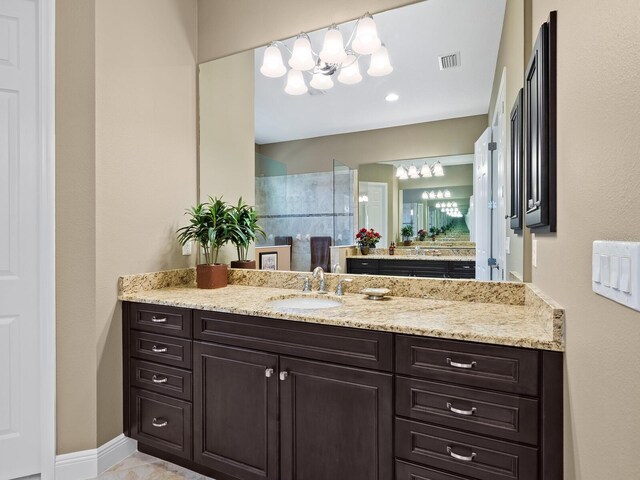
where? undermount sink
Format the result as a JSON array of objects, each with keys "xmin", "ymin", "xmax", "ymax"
[{"xmin": 267, "ymin": 295, "xmax": 343, "ymax": 310}]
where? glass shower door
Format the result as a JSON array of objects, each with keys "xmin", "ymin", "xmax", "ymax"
[{"xmin": 332, "ymin": 159, "xmax": 356, "ymax": 247}]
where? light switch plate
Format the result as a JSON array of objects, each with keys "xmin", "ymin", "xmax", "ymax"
[{"xmin": 592, "ymin": 241, "xmax": 640, "ymax": 311}]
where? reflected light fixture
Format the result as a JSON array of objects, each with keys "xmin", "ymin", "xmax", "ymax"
[
  {"xmin": 260, "ymin": 13, "xmax": 392, "ymax": 95},
  {"xmin": 396, "ymin": 161, "xmax": 445, "ymax": 180}
]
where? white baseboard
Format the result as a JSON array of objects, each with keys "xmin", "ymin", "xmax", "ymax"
[{"xmin": 55, "ymin": 434, "xmax": 137, "ymax": 480}]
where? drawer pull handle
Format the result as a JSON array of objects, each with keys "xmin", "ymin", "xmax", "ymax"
[
  {"xmin": 152, "ymin": 375, "xmax": 168, "ymax": 384},
  {"xmin": 151, "ymin": 345, "xmax": 168, "ymax": 353},
  {"xmin": 279, "ymin": 371, "xmax": 289, "ymax": 381},
  {"xmin": 151, "ymin": 316, "xmax": 167, "ymax": 323},
  {"xmin": 152, "ymin": 417, "xmax": 168, "ymax": 428},
  {"xmin": 265, "ymin": 368, "xmax": 274, "ymax": 378},
  {"xmin": 447, "ymin": 446, "xmax": 476, "ymax": 462},
  {"xmin": 360, "ymin": 262, "xmax": 369, "ymax": 266},
  {"xmin": 446, "ymin": 402, "xmax": 477, "ymax": 416},
  {"xmin": 447, "ymin": 358, "xmax": 476, "ymax": 369}
]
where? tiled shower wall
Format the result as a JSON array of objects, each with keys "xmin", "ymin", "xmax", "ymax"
[{"xmin": 256, "ymin": 171, "xmax": 355, "ymax": 272}]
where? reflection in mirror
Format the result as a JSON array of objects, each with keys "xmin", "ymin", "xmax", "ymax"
[{"xmin": 199, "ymin": 0, "xmax": 528, "ymax": 281}]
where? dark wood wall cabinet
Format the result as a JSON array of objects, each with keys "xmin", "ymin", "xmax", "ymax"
[
  {"xmin": 510, "ymin": 88, "xmax": 524, "ymax": 233},
  {"xmin": 123, "ymin": 301, "xmax": 562, "ymax": 480},
  {"xmin": 347, "ymin": 258, "xmax": 476, "ymax": 279},
  {"xmin": 525, "ymin": 12, "xmax": 557, "ymax": 231}
]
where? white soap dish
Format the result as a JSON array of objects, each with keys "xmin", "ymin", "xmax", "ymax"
[{"xmin": 362, "ymin": 287, "xmax": 391, "ymax": 300}]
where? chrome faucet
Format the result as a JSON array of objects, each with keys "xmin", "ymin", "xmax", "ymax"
[
  {"xmin": 335, "ymin": 278, "xmax": 353, "ymax": 296},
  {"xmin": 312, "ymin": 266, "xmax": 327, "ymax": 294},
  {"xmin": 332, "ymin": 263, "xmax": 342, "ymax": 274}
]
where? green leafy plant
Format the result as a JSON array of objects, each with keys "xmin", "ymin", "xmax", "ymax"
[
  {"xmin": 176, "ymin": 197, "xmax": 234, "ymax": 264},
  {"xmin": 401, "ymin": 224, "xmax": 414, "ymax": 240},
  {"xmin": 228, "ymin": 197, "xmax": 266, "ymax": 261}
]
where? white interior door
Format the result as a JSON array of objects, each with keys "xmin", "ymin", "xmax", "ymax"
[
  {"xmin": 491, "ymin": 70, "xmax": 507, "ymax": 281},
  {"xmin": 359, "ymin": 182, "xmax": 388, "ymax": 248},
  {"xmin": 474, "ymin": 128, "xmax": 492, "ymax": 281},
  {"xmin": 0, "ymin": 0, "xmax": 42, "ymax": 478}
]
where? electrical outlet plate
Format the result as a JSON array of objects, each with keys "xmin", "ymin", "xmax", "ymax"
[
  {"xmin": 592, "ymin": 241, "xmax": 640, "ymax": 312},
  {"xmin": 182, "ymin": 241, "xmax": 192, "ymax": 256}
]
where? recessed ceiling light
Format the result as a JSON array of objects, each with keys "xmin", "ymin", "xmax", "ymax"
[{"xmin": 385, "ymin": 93, "xmax": 399, "ymax": 102}]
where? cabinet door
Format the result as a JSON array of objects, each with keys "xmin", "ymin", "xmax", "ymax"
[
  {"xmin": 279, "ymin": 357, "xmax": 393, "ymax": 480},
  {"xmin": 194, "ymin": 342, "xmax": 279, "ymax": 480}
]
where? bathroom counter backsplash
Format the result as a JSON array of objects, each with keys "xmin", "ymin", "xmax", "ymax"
[
  {"xmin": 118, "ymin": 268, "xmax": 564, "ymax": 351},
  {"xmin": 346, "ymin": 254, "xmax": 475, "ymax": 262}
]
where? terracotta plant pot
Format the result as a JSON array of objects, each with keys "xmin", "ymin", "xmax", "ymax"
[
  {"xmin": 230, "ymin": 260, "xmax": 256, "ymax": 270},
  {"xmin": 360, "ymin": 246, "xmax": 370, "ymax": 255},
  {"xmin": 196, "ymin": 264, "xmax": 228, "ymax": 289}
]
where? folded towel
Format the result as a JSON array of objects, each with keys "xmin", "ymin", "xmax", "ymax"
[{"xmin": 310, "ymin": 236, "xmax": 332, "ymax": 272}]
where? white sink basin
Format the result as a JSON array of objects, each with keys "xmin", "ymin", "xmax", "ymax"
[{"xmin": 267, "ymin": 296, "xmax": 343, "ymax": 310}]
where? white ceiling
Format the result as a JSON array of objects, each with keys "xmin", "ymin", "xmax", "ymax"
[{"xmin": 254, "ymin": 0, "xmax": 506, "ymax": 145}]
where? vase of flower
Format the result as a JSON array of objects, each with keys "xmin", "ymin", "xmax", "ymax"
[{"xmin": 355, "ymin": 227, "xmax": 381, "ymax": 255}]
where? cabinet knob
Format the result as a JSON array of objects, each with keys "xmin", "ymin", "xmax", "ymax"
[
  {"xmin": 151, "ymin": 375, "xmax": 168, "ymax": 384},
  {"xmin": 151, "ymin": 316, "xmax": 167, "ymax": 323},
  {"xmin": 265, "ymin": 368, "xmax": 274, "ymax": 378},
  {"xmin": 446, "ymin": 358, "xmax": 476, "ymax": 369},
  {"xmin": 152, "ymin": 417, "xmax": 168, "ymax": 428},
  {"xmin": 151, "ymin": 345, "xmax": 168, "ymax": 353},
  {"xmin": 447, "ymin": 446, "xmax": 476, "ymax": 462},
  {"xmin": 446, "ymin": 402, "xmax": 477, "ymax": 416},
  {"xmin": 279, "ymin": 371, "xmax": 289, "ymax": 381}
]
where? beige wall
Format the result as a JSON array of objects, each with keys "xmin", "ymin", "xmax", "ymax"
[
  {"xmin": 197, "ymin": 0, "xmax": 422, "ymax": 63},
  {"xmin": 258, "ymin": 115, "xmax": 488, "ymax": 174},
  {"xmin": 529, "ymin": 2, "xmax": 640, "ymax": 479},
  {"xmin": 488, "ymin": 0, "xmax": 528, "ymax": 281},
  {"xmin": 56, "ymin": 0, "xmax": 98, "ymax": 455},
  {"xmin": 199, "ymin": 51, "xmax": 255, "ymax": 264},
  {"xmin": 56, "ymin": 0, "xmax": 198, "ymax": 453}
]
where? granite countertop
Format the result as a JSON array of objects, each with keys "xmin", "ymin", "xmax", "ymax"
[
  {"xmin": 347, "ymin": 254, "xmax": 475, "ymax": 261},
  {"xmin": 118, "ymin": 268, "xmax": 564, "ymax": 352}
]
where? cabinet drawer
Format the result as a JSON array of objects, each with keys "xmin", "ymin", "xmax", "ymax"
[
  {"xmin": 129, "ymin": 302, "xmax": 192, "ymax": 338},
  {"xmin": 195, "ymin": 311, "xmax": 393, "ymax": 371},
  {"xmin": 396, "ymin": 377, "xmax": 538, "ymax": 445},
  {"xmin": 396, "ymin": 460, "xmax": 474, "ymax": 480},
  {"xmin": 130, "ymin": 388, "xmax": 192, "ymax": 460},
  {"xmin": 131, "ymin": 331, "xmax": 192, "ymax": 369},
  {"xmin": 447, "ymin": 262, "xmax": 475, "ymax": 279},
  {"xmin": 131, "ymin": 359, "xmax": 192, "ymax": 401},
  {"xmin": 396, "ymin": 419, "xmax": 538, "ymax": 480},
  {"xmin": 396, "ymin": 336, "xmax": 539, "ymax": 395},
  {"xmin": 347, "ymin": 258, "xmax": 379, "ymax": 274}
]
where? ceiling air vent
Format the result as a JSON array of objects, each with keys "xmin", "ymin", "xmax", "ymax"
[{"xmin": 438, "ymin": 52, "xmax": 461, "ymax": 70}]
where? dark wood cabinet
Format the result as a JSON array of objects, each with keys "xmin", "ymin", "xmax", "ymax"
[
  {"xmin": 279, "ymin": 357, "xmax": 393, "ymax": 480},
  {"xmin": 123, "ymin": 301, "xmax": 562, "ymax": 480},
  {"xmin": 525, "ymin": 12, "xmax": 557, "ymax": 231},
  {"xmin": 193, "ymin": 342, "xmax": 279, "ymax": 480},
  {"xmin": 347, "ymin": 258, "xmax": 475, "ymax": 278}
]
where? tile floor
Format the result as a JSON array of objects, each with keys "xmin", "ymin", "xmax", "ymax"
[{"xmin": 94, "ymin": 452, "xmax": 214, "ymax": 479}]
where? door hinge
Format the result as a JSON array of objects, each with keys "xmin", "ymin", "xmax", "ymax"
[
  {"xmin": 488, "ymin": 258, "xmax": 498, "ymax": 267},
  {"xmin": 488, "ymin": 142, "xmax": 497, "ymax": 151},
  {"xmin": 488, "ymin": 201, "xmax": 497, "ymax": 210}
]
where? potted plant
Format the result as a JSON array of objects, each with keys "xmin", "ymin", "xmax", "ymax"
[
  {"xmin": 228, "ymin": 197, "xmax": 265, "ymax": 269},
  {"xmin": 401, "ymin": 225, "xmax": 414, "ymax": 246},
  {"xmin": 177, "ymin": 196, "xmax": 233, "ymax": 289},
  {"xmin": 417, "ymin": 229, "xmax": 427, "ymax": 241},
  {"xmin": 429, "ymin": 226, "xmax": 437, "ymax": 241},
  {"xmin": 355, "ymin": 227, "xmax": 381, "ymax": 255}
]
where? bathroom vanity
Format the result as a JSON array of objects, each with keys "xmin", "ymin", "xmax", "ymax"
[
  {"xmin": 120, "ymin": 269, "xmax": 563, "ymax": 480},
  {"xmin": 347, "ymin": 256, "xmax": 476, "ymax": 278}
]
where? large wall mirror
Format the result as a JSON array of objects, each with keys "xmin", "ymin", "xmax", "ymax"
[{"xmin": 199, "ymin": 0, "xmax": 528, "ymax": 282}]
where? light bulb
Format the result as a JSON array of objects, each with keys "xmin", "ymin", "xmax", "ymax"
[
  {"xmin": 420, "ymin": 163, "xmax": 432, "ymax": 177},
  {"xmin": 319, "ymin": 26, "xmax": 347, "ymax": 65},
  {"xmin": 367, "ymin": 43, "xmax": 393, "ymax": 77},
  {"xmin": 433, "ymin": 161, "xmax": 445, "ymax": 176},
  {"xmin": 289, "ymin": 35, "xmax": 316, "ymax": 71},
  {"xmin": 260, "ymin": 44, "xmax": 287, "ymax": 78},
  {"xmin": 284, "ymin": 69, "xmax": 308, "ymax": 95},
  {"xmin": 337, "ymin": 54, "xmax": 362, "ymax": 85},
  {"xmin": 310, "ymin": 72, "xmax": 334, "ymax": 90},
  {"xmin": 352, "ymin": 14, "xmax": 382, "ymax": 55}
]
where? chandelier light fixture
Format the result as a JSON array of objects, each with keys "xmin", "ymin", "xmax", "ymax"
[
  {"xmin": 396, "ymin": 161, "xmax": 445, "ymax": 180},
  {"xmin": 260, "ymin": 13, "xmax": 393, "ymax": 95},
  {"xmin": 421, "ymin": 189, "xmax": 451, "ymax": 200}
]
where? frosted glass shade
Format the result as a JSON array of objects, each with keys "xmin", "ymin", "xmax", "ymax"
[
  {"xmin": 367, "ymin": 44, "xmax": 393, "ymax": 77},
  {"xmin": 352, "ymin": 15, "xmax": 381, "ymax": 55},
  {"xmin": 420, "ymin": 163, "xmax": 432, "ymax": 177},
  {"xmin": 284, "ymin": 69, "xmax": 308, "ymax": 95},
  {"xmin": 319, "ymin": 27, "xmax": 347, "ymax": 65},
  {"xmin": 310, "ymin": 73, "xmax": 334, "ymax": 90},
  {"xmin": 396, "ymin": 166, "xmax": 406, "ymax": 178},
  {"xmin": 289, "ymin": 36, "xmax": 315, "ymax": 71},
  {"xmin": 260, "ymin": 45, "xmax": 287, "ymax": 78},
  {"xmin": 407, "ymin": 165, "xmax": 419, "ymax": 178},
  {"xmin": 444, "ymin": 190, "xmax": 452, "ymax": 198},
  {"xmin": 337, "ymin": 55, "xmax": 362, "ymax": 85},
  {"xmin": 433, "ymin": 161, "xmax": 445, "ymax": 176}
]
